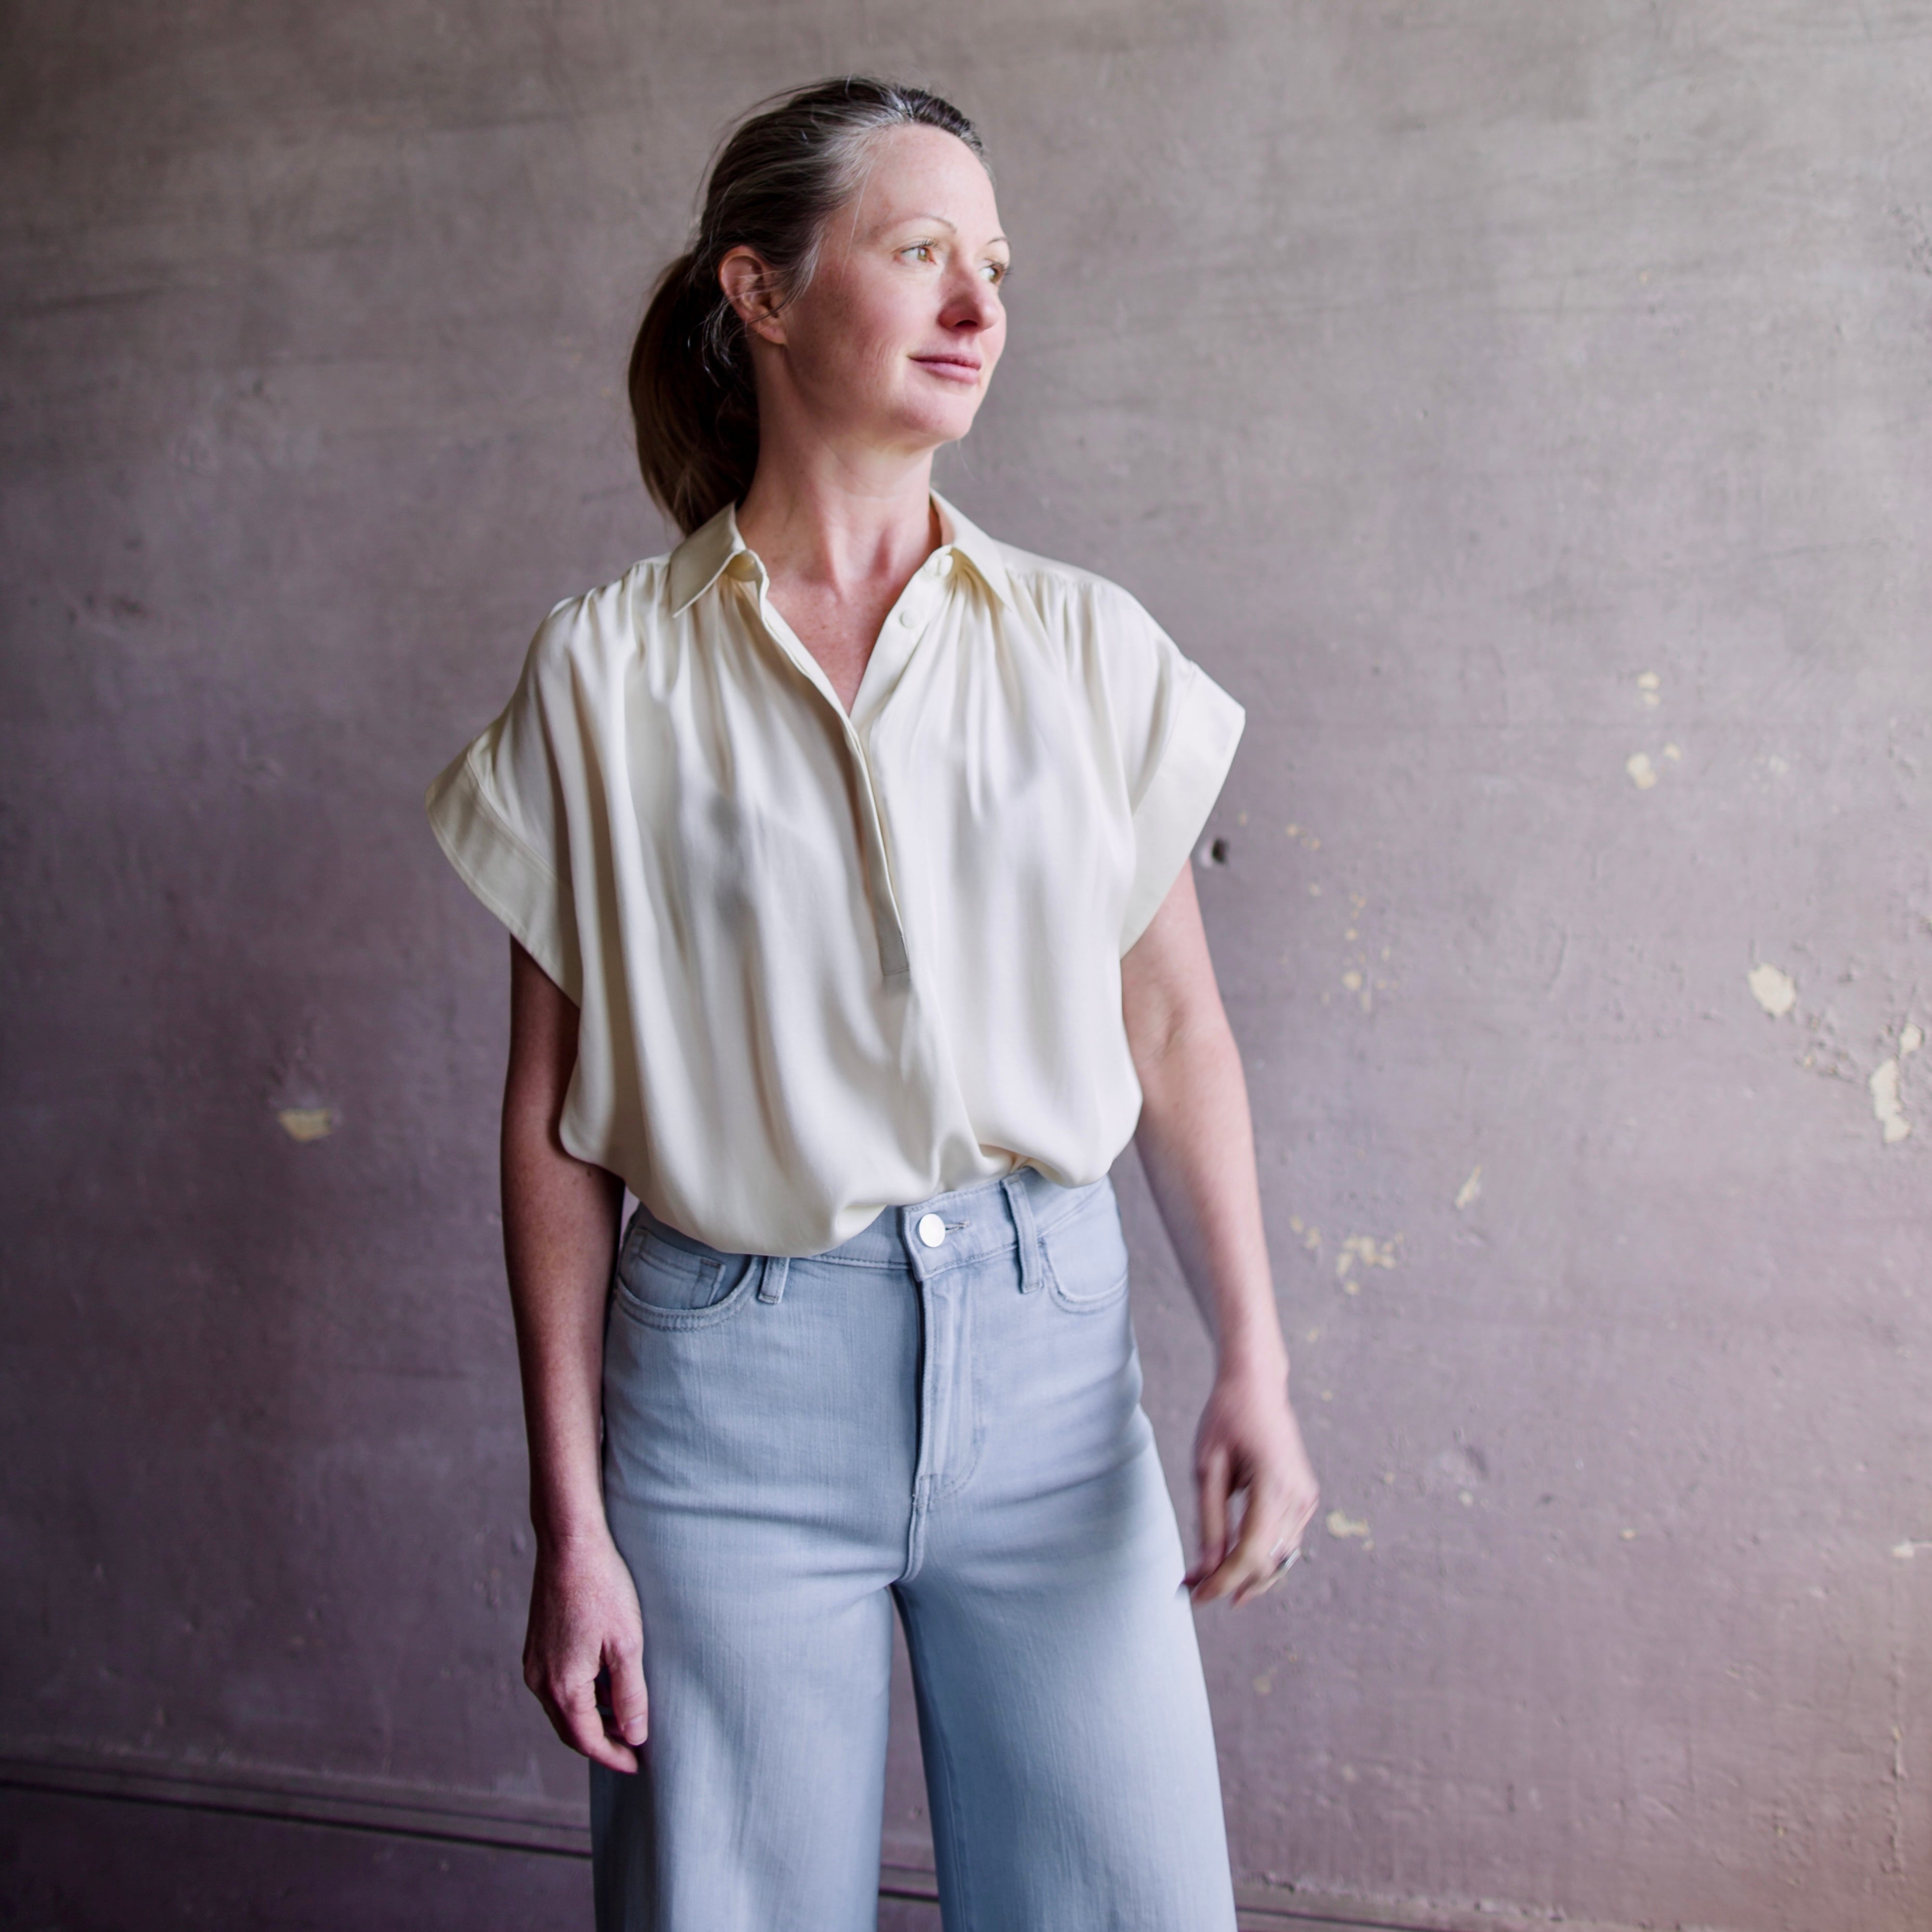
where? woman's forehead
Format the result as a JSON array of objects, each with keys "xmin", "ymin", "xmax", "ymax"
[{"xmin": 846, "ymin": 126, "xmax": 1002, "ymax": 240}]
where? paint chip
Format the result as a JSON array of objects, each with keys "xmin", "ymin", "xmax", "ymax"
[
  {"xmin": 1901, "ymin": 1023, "xmax": 1923, "ymax": 1057},
  {"xmin": 1636, "ymin": 671, "xmax": 1661, "ymax": 707},
  {"xmin": 1336, "ymin": 1234, "xmax": 1400, "ymax": 1285},
  {"xmin": 277, "ymin": 1107, "xmax": 336, "ymax": 1143},
  {"xmin": 1626, "ymin": 751, "xmax": 1658, "ymax": 789},
  {"xmin": 1454, "ymin": 1165, "xmax": 1483, "ymax": 1211},
  {"xmin": 1342, "ymin": 969, "xmax": 1363, "ymax": 992},
  {"xmin": 1326, "ymin": 1509, "xmax": 1371, "ymax": 1540},
  {"xmin": 1870, "ymin": 1059, "xmax": 1911, "ymax": 1144},
  {"xmin": 1747, "ymin": 964, "xmax": 1797, "ymax": 1018},
  {"xmin": 1619, "ymin": 1527, "xmax": 1637, "ymax": 1540},
  {"xmin": 1663, "ymin": 742, "xmax": 1682, "ymax": 761}
]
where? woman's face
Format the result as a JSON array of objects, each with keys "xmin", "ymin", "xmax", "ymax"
[{"xmin": 731, "ymin": 124, "xmax": 1009, "ymax": 457}]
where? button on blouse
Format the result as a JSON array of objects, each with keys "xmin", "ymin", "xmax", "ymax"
[{"xmin": 425, "ymin": 491, "xmax": 1244, "ymax": 1256}]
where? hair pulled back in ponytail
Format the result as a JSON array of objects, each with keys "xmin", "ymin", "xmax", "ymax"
[{"xmin": 629, "ymin": 75, "xmax": 989, "ymax": 536}]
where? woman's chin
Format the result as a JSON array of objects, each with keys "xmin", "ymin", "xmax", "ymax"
[{"xmin": 877, "ymin": 395, "xmax": 984, "ymax": 453}]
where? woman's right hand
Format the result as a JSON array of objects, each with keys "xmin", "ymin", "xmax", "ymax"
[{"xmin": 523, "ymin": 1529, "xmax": 649, "ymax": 1773}]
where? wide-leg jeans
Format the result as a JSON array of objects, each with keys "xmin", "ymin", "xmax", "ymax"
[{"xmin": 591, "ymin": 1166, "xmax": 1239, "ymax": 1932}]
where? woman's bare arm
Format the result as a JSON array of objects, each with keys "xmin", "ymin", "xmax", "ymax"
[
  {"xmin": 502, "ymin": 937, "xmax": 645, "ymax": 1770},
  {"xmin": 1121, "ymin": 863, "xmax": 1320, "ymax": 1605}
]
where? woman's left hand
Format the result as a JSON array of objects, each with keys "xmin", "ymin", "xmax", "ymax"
[{"xmin": 1184, "ymin": 1364, "xmax": 1320, "ymax": 1607}]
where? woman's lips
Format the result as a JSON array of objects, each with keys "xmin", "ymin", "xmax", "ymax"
[{"xmin": 912, "ymin": 355, "xmax": 982, "ymax": 384}]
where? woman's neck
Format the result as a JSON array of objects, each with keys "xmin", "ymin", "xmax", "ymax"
[
  {"xmin": 731, "ymin": 439, "xmax": 947, "ymax": 713},
  {"xmin": 733, "ymin": 446, "xmax": 941, "ymax": 601}
]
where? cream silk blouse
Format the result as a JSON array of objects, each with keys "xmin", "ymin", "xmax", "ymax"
[{"xmin": 426, "ymin": 491, "xmax": 1244, "ymax": 1256}]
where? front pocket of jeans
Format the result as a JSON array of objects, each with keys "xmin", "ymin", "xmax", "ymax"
[
  {"xmin": 1040, "ymin": 1188, "xmax": 1131, "ymax": 1313},
  {"xmin": 614, "ymin": 1227, "xmax": 758, "ymax": 1330}
]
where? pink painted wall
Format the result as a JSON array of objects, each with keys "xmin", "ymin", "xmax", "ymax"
[{"xmin": 3, "ymin": 5, "xmax": 1926, "ymax": 1927}]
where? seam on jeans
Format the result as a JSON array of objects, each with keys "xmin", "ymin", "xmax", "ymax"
[
  {"xmin": 923, "ymin": 1252, "xmax": 988, "ymax": 1506},
  {"xmin": 1041, "ymin": 1234, "xmax": 1131, "ymax": 1314},
  {"xmin": 608, "ymin": 1257, "xmax": 759, "ymax": 1332},
  {"xmin": 923, "ymin": 1371, "xmax": 986, "ymax": 1503},
  {"xmin": 900, "ymin": 1495, "xmax": 927, "ymax": 1584}
]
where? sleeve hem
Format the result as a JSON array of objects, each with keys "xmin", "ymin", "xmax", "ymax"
[
  {"xmin": 425, "ymin": 748, "xmax": 583, "ymax": 1003},
  {"xmin": 1119, "ymin": 665, "xmax": 1246, "ymax": 954}
]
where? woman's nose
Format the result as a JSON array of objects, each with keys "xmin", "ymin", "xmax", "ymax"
[{"xmin": 942, "ymin": 276, "xmax": 1002, "ymax": 332}]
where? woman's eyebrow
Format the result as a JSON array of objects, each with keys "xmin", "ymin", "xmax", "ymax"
[{"xmin": 890, "ymin": 212, "xmax": 1010, "ymax": 249}]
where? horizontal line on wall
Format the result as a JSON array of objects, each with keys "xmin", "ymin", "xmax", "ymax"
[
  {"xmin": 0, "ymin": 1747, "xmax": 592, "ymax": 1859},
  {"xmin": 0, "ymin": 1747, "xmax": 1641, "ymax": 1932}
]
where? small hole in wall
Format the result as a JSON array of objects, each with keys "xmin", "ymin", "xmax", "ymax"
[{"xmin": 1201, "ymin": 837, "xmax": 1230, "ymax": 867}]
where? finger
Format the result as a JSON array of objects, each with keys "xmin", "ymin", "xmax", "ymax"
[
  {"xmin": 1289, "ymin": 1480, "xmax": 1321, "ymax": 1547},
  {"xmin": 1218, "ymin": 1479, "xmax": 1294, "ymax": 1606},
  {"xmin": 605, "ymin": 1633, "xmax": 650, "ymax": 1748},
  {"xmin": 1254, "ymin": 1476, "xmax": 1322, "ymax": 1600},
  {"xmin": 553, "ymin": 1672, "xmax": 639, "ymax": 1774},
  {"xmin": 1195, "ymin": 1470, "xmax": 1266, "ymax": 1604},
  {"xmin": 1187, "ymin": 1444, "xmax": 1232, "ymax": 1591}
]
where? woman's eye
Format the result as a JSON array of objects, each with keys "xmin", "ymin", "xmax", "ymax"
[
  {"xmin": 983, "ymin": 262, "xmax": 1008, "ymax": 283},
  {"xmin": 904, "ymin": 242, "xmax": 936, "ymax": 263}
]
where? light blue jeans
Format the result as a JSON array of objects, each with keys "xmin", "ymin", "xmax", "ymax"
[{"xmin": 591, "ymin": 1166, "xmax": 1238, "ymax": 1932}]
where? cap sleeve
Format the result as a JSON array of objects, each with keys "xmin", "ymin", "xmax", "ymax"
[
  {"xmin": 424, "ymin": 599, "xmax": 585, "ymax": 1002},
  {"xmin": 1095, "ymin": 580, "xmax": 1247, "ymax": 954}
]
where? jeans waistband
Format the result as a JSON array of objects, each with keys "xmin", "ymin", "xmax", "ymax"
[{"xmin": 637, "ymin": 1165, "xmax": 1109, "ymax": 1279}]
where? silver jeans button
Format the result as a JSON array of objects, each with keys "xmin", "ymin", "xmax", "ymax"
[{"xmin": 916, "ymin": 1212, "xmax": 946, "ymax": 1249}]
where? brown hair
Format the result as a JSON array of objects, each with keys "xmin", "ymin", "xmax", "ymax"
[{"xmin": 628, "ymin": 76, "xmax": 989, "ymax": 536}]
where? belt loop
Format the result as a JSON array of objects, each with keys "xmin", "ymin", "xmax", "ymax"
[
  {"xmin": 757, "ymin": 1254, "xmax": 789, "ymax": 1305},
  {"xmin": 1001, "ymin": 1170, "xmax": 1044, "ymax": 1294}
]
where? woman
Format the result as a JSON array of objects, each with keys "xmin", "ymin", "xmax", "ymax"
[{"xmin": 427, "ymin": 74, "xmax": 1319, "ymax": 1932}]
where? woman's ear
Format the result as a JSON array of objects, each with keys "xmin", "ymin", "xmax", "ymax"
[{"xmin": 718, "ymin": 247, "xmax": 787, "ymax": 345}]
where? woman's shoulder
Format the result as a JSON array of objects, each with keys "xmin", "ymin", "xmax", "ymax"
[
  {"xmin": 517, "ymin": 554, "xmax": 676, "ymax": 678},
  {"xmin": 946, "ymin": 507, "xmax": 1169, "ymax": 652}
]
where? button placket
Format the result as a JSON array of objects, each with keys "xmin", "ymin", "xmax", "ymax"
[{"xmin": 741, "ymin": 572, "xmax": 912, "ymax": 983}]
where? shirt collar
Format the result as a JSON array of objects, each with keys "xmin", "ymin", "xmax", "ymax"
[
  {"xmin": 666, "ymin": 489, "xmax": 1015, "ymax": 617},
  {"xmin": 666, "ymin": 500, "xmax": 749, "ymax": 615},
  {"xmin": 930, "ymin": 490, "xmax": 1015, "ymax": 611}
]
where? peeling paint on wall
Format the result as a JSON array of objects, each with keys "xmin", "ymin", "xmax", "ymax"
[
  {"xmin": 1748, "ymin": 963, "xmax": 1798, "ymax": 1018},
  {"xmin": 1326, "ymin": 1510, "xmax": 1372, "ymax": 1550},
  {"xmin": 1869, "ymin": 1059, "xmax": 1911, "ymax": 1145},
  {"xmin": 1335, "ymin": 1233, "xmax": 1401, "ymax": 1292},
  {"xmin": 277, "ymin": 1107, "xmax": 337, "ymax": 1143}
]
